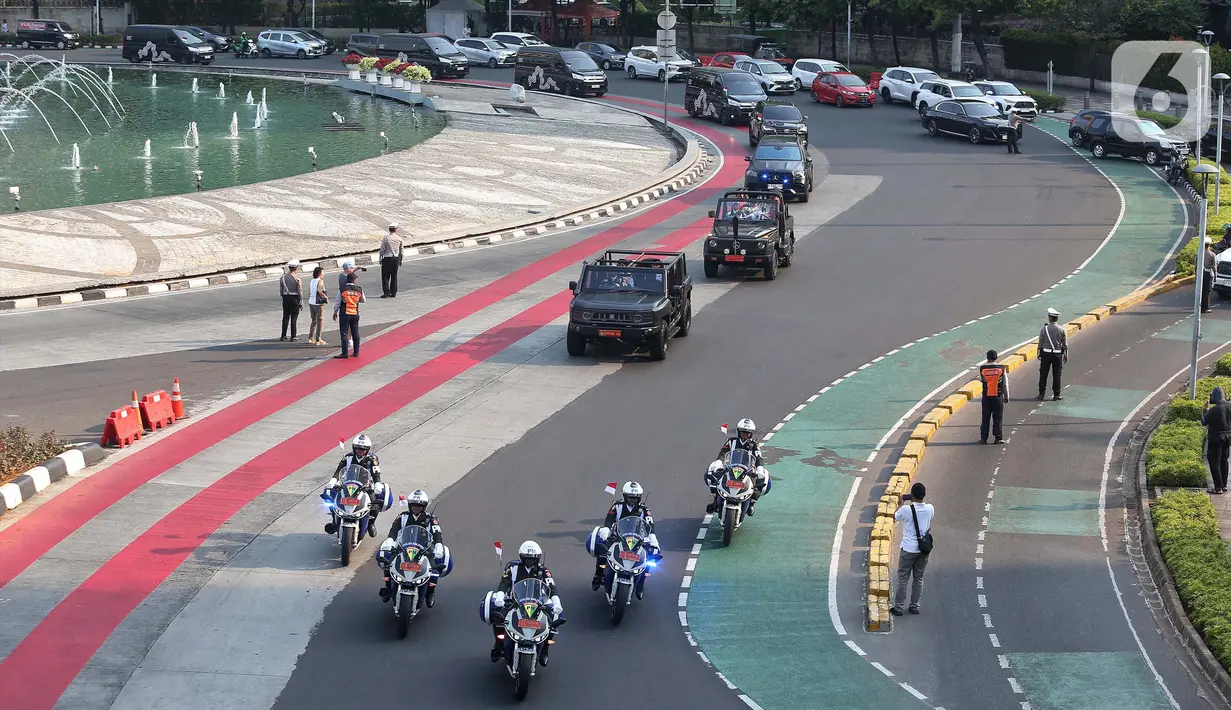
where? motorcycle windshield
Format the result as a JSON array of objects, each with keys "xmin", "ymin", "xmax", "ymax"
[
  {"xmin": 511, "ymin": 578, "xmax": 548, "ymax": 605},
  {"xmin": 340, "ymin": 464, "xmax": 371, "ymax": 486},
  {"xmin": 726, "ymin": 448, "xmax": 755, "ymax": 472},
  {"xmin": 614, "ymin": 516, "xmax": 650, "ymax": 539},
  {"xmin": 396, "ymin": 525, "xmax": 431, "ymax": 550}
]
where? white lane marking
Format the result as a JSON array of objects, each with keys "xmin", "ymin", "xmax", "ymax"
[
  {"xmin": 738, "ymin": 695, "xmax": 765, "ymax": 710},
  {"xmin": 685, "ymin": 557, "xmax": 697, "ymax": 573},
  {"xmin": 844, "ymin": 640, "xmax": 866, "ymax": 656},
  {"xmin": 702, "ymin": 514, "xmax": 713, "ymax": 525},
  {"xmin": 681, "ymin": 576, "xmax": 692, "ymax": 588},
  {"xmin": 870, "ymin": 662, "xmax": 895, "ymax": 677},
  {"xmin": 1008, "ymin": 678, "xmax": 1023, "ymax": 694},
  {"xmin": 975, "ymin": 558, "xmax": 983, "ymax": 570},
  {"xmin": 983, "ymin": 614, "xmax": 994, "ymax": 628},
  {"xmin": 678, "ymin": 593, "xmax": 688, "ymax": 607},
  {"xmin": 866, "ymin": 452, "xmax": 878, "ymax": 462},
  {"xmin": 900, "ymin": 683, "xmax": 928, "ymax": 701},
  {"xmin": 678, "ymin": 611, "xmax": 687, "ymax": 626},
  {"xmin": 976, "ymin": 544, "xmax": 984, "ymax": 554},
  {"xmin": 772, "ymin": 423, "xmax": 784, "ymax": 432},
  {"xmin": 989, "ymin": 634, "xmax": 1001, "ymax": 648},
  {"xmin": 717, "ymin": 672, "xmax": 736, "ymax": 689},
  {"xmin": 698, "ymin": 651, "xmax": 710, "ymax": 664},
  {"xmin": 858, "ymin": 363, "xmax": 872, "ymax": 370},
  {"xmin": 872, "ymin": 356, "xmax": 885, "ymax": 363},
  {"xmin": 685, "ymin": 631, "xmax": 696, "ymax": 647},
  {"xmin": 795, "ymin": 404, "xmax": 808, "ymax": 411},
  {"xmin": 1106, "ymin": 556, "xmax": 1181, "ymax": 709},
  {"xmin": 844, "ymin": 370, "xmax": 858, "ymax": 378},
  {"xmin": 819, "ymin": 386, "xmax": 832, "ymax": 394},
  {"xmin": 976, "ymin": 577, "xmax": 984, "ymax": 589},
  {"xmin": 999, "ymin": 655, "xmax": 1010, "ymax": 669},
  {"xmin": 696, "ymin": 528, "xmax": 707, "ymax": 540},
  {"xmin": 782, "ymin": 413, "xmax": 796, "ymax": 421},
  {"xmin": 691, "ymin": 543, "xmax": 702, "ymax": 555},
  {"xmin": 978, "ymin": 595, "xmax": 988, "ymax": 608},
  {"xmin": 807, "ymin": 394, "xmax": 819, "ymax": 403},
  {"xmin": 828, "ymin": 476, "xmax": 862, "ymax": 637},
  {"xmin": 761, "ymin": 433, "xmax": 774, "ymax": 442}
]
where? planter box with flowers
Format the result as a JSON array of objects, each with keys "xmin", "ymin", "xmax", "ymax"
[
  {"xmin": 341, "ymin": 51, "xmax": 362, "ymax": 80},
  {"xmin": 375, "ymin": 57, "xmax": 395, "ymax": 86},
  {"xmin": 358, "ymin": 56, "xmax": 379, "ymax": 83},
  {"xmin": 385, "ymin": 61, "xmax": 408, "ymax": 88},
  {"xmin": 402, "ymin": 64, "xmax": 432, "ymax": 94}
]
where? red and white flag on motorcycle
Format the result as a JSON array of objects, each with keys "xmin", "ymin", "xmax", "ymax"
[
  {"xmin": 604, "ymin": 482, "xmax": 619, "ymax": 496},
  {"xmin": 493, "ymin": 541, "xmax": 503, "ymax": 557},
  {"xmin": 720, "ymin": 423, "xmax": 729, "ymax": 435}
]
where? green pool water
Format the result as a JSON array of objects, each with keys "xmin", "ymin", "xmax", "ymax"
[{"xmin": 0, "ymin": 65, "xmax": 444, "ymax": 212}]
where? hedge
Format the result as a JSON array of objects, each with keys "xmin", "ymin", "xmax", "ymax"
[
  {"xmin": 0, "ymin": 426, "xmax": 66, "ymax": 482},
  {"xmin": 1166, "ymin": 376, "xmax": 1231, "ymax": 423},
  {"xmin": 1216, "ymin": 353, "xmax": 1231, "ymax": 377},
  {"xmin": 1147, "ymin": 421, "xmax": 1209, "ymax": 487},
  {"xmin": 1137, "ymin": 110, "xmax": 1180, "ymax": 129},
  {"xmin": 1025, "ymin": 89, "xmax": 1065, "ymax": 111},
  {"xmin": 1151, "ymin": 490, "xmax": 1231, "ymax": 673}
]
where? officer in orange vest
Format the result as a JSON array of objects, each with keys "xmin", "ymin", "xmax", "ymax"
[
  {"xmin": 333, "ymin": 272, "xmax": 366, "ymax": 359},
  {"xmin": 979, "ymin": 349, "xmax": 1009, "ymax": 444}
]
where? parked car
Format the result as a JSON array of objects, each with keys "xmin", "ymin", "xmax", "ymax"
[
  {"xmin": 1084, "ymin": 113, "xmax": 1188, "ymax": 165},
  {"xmin": 576, "ymin": 41, "xmax": 626, "ymax": 69},
  {"xmin": 16, "ymin": 18, "xmax": 79, "ymax": 49},
  {"xmin": 490, "ymin": 31, "xmax": 546, "ymax": 50},
  {"xmin": 790, "ymin": 58, "xmax": 848, "ymax": 90},
  {"xmin": 810, "ymin": 71, "xmax": 876, "ymax": 107},
  {"xmin": 256, "ymin": 30, "xmax": 324, "ymax": 59},
  {"xmin": 732, "ymin": 58, "xmax": 797, "ymax": 95},
  {"xmin": 972, "ymin": 80, "xmax": 1038, "ymax": 120},
  {"xmin": 921, "ymin": 98, "xmax": 1017, "ymax": 144},
  {"xmin": 375, "ymin": 33, "xmax": 469, "ymax": 78},
  {"xmin": 625, "ymin": 45, "xmax": 690, "ymax": 81},
  {"xmin": 700, "ymin": 52, "xmax": 750, "ymax": 68},
  {"xmin": 913, "ymin": 79, "xmax": 993, "ymax": 113},
  {"xmin": 276, "ymin": 27, "xmax": 337, "ymax": 54},
  {"xmin": 347, "ymin": 33, "xmax": 378, "ymax": 56},
  {"xmin": 182, "ymin": 26, "xmax": 231, "ymax": 51},
  {"xmin": 725, "ymin": 34, "xmax": 794, "ymax": 68},
  {"xmin": 685, "ymin": 66, "xmax": 767, "ymax": 125},
  {"xmin": 514, "ymin": 45, "xmax": 606, "ymax": 96},
  {"xmin": 878, "ymin": 66, "xmax": 942, "ymax": 105},
  {"xmin": 1068, "ymin": 108, "xmax": 1109, "ymax": 147},
  {"xmin": 748, "ymin": 99, "xmax": 807, "ymax": 147},
  {"xmin": 456, "ymin": 37, "xmax": 516, "ymax": 67},
  {"xmin": 122, "ymin": 24, "xmax": 215, "ymax": 64}
]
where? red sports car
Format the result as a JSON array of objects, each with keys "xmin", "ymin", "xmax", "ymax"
[{"xmin": 810, "ymin": 71, "xmax": 877, "ymax": 107}]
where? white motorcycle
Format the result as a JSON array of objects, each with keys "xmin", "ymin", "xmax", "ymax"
[
  {"xmin": 322, "ymin": 463, "xmax": 376, "ymax": 566},
  {"xmin": 708, "ymin": 448, "xmax": 760, "ymax": 546},
  {"xmin": 382, "ymin": 525, "xmax": 450, "ymax": 638},
  {"xmin": 482, "ymin": 579, "xmax": 563, "ymax": 701},
  {"xmin": 586, "ymin": 516, "xmax": 661, "ymax": 625}
]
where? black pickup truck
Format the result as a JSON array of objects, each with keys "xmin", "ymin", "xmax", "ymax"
[{"xmin": 565, "ymin": 249, "xmax": 693, "ymax": 361}]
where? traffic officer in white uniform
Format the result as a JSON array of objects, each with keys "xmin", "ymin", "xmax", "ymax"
[{"xmin": 1037, "ymin": 307, "xmax": 1068, "ymax": 401}]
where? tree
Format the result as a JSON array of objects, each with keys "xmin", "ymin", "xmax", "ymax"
[
  {"xmin": 1018, "ymin": 0, "xmax": 1118, "ymax": 89},
  {"xmin": 1118, "ymin": 0, "xmax": 1203, "ymax": 40},
  {"xmin": 788, "ymin": 0, "xmax": 847, "ymax": 59},
  {"xmin": 930, "ymin": 0, "xmax": 1019, "ymax": 78},
  {"xmin": 287, "ymin": 0, "xmax": 309, "ymax": 25}
]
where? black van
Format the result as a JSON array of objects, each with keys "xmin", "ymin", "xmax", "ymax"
[
  {"xmin": 374, "ymin": 33, "xmax": 468, "ymax": 78},
  {"xmin": 16, "ymin": 19, "xmax": 80, "ymax": 49},
  {"xmin": 514, "ymin": 46, "xmax": 607, "ymax": 97},
  {"xmin": 685, "ymin": 67, "xmax": 768, "ymax": 125},
  {"xmin": 122, "ymin": 25, "xmax": 215, "ymax": 64}
]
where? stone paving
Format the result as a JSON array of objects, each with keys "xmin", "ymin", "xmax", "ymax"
[{"xmin": 0, "ymin": 84, "xmax": 680, "ymax": 298}]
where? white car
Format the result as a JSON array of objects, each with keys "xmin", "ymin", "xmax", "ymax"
[
  {"xmin": 490, "ymin": 32, "xmax": 546, "ymax": 51},
  {"xmin": 790, "ymin": 58, "xmax": 849, "ymax": 90},
  {"xmin": 455, "ymin": 37, "xmax": 516, "ymax": 67},
  {"xmin": 732, "ymin": 58, "xmax": 797, "ymax": 95},
  {"xmin": 912, "ymin": 79, "xmax": 994, "ymax": 113},
  {"xmin": 878, "ymin": 66, "xmax": 942, "ymax": 105},
  {"xmin": 972, "ymin": 80, "xmax": 1039, "ymax": 120},
  {"xmin": 1216, "ymin": 249, "xmax": 1231, "ymax": 297},
  {"xmin": 625, "ymin": 46, "xmax": 690, "ymax": 81}
]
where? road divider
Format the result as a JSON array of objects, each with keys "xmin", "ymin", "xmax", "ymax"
[
  {"xmin": 0, "ymin": 444, "xmax": 108, "ymax": 514},
  {"xmin": 865, "ymin": 273, "xmax": 1195, "ymax": 632},
  {"xmin": 138, "ymin": 391, "xmax": 176, "ymax": 432},
  {"xmin": 100, "ymin": 407, "xmax": 142, "ymax": 449}
]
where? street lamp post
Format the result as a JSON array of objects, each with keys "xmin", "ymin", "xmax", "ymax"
[
  {"xmin": 1191, "ymin": 162, "xmax": 1220, "ymax": 398},
  {"xmin": 1214, "ymin": 72, "xmax": 1229, "ymax": 210},
  {"xmin": 1195, "ymin": 47, "xmax": 1208, "ymax": 163},
  {"xmin": 846, "ymin": 2, "xmax": 851, "ymax": 68}
]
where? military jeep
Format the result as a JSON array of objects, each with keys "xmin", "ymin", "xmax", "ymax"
[{"xmin": 703, "ymin": 190, "xmax": 795, "ymax": 280}]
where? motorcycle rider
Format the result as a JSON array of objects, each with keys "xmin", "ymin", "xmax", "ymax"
[
  {"xmin": 376, "ymin": 489, "xmax": 445, "ymax": 605},
  {"xmin": 321, "ymin": 434, "xmax": 387, "ymax": 537},
  {"xmin": 706, "ymin": 418, "xmax": 771, "ymax": 516},
  {"xmin": 236, "ymin": 31, "xmax": 252, "ymax": 55},
  {"xmin": 591, "ymin": 481, "xmax": 661, "ymax": 593},
  {"xmin": 487, "ymin": 541, "xmax": 564, "ymax": 663}
]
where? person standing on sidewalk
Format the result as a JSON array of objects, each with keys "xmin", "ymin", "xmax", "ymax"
[
  {"xmin": 334, "ymin": 272, "xmax": 365, "ymax": 359},
  {"xmin": 307, "ymin": 266, "xmax": 327, "ymax": 345},
  {"xmin": 1006, "ymin": 111, "xmax": 1022, "ymax": 154},
  {"xmin": 1202, "ymin": 243, "xmax": 1216, "ymax": 314},
  {"xmin": 891, "ymin": 482, "xmax": 933, "ymax": 616},
  {"xmin": 979, "ymin": 349, "xmax": 1009, "ymax": 444},
  {"xmin": 380, "ymin": 223, "xmax": 404, "ymax": 298},
  {"xmin": 1037, "ymin": 308, "xmax": 1068, "ymax": 400},
  {"xmin": 1203, "ymin": 386, "xmax": 1231, "ymax": 494},
  {"xmin": 279, "ymin": 260, "xmax": 302, "ymax": 342}
]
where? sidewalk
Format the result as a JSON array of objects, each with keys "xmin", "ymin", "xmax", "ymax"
[{"xmin": 0, "ymin": 84, "xmax": 681, "ymax": 298}]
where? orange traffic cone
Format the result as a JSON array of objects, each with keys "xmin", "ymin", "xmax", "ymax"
[
  {"xmin": 171, "ymin": 378, "xmax": 186, "ymax": 418},
  {"xmin": 132, "ymin": 390, "xmax": 146, "ymax": 430}
]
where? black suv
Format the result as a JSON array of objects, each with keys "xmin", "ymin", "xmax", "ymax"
[
  {"xmin": 566, "ymin": 249, "xmax": 693, "ymax": 361},
  {"xmin": 685, "ymin": 67, "xmax": 768, "ymax": 125},
  {"xmin": 704, "ymin": 190, "xmax": 796, "ymax": 280},
  {"xmin": 1084, "ymin": 113, "xmax": 1187, "ymax": 165},
  {"xmin": 744, "ymin": 135, "xmax": 813, "ymax": 202},
  {"xmin": 749, "ymin": 99, "xmax": 807, "ymax": 148}
]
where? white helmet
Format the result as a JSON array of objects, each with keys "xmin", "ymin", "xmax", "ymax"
[
  {"xmin": 736, "ymin": 418, "xmax": 756, "ymax": 441},
  {"xmin": 622, "ymin": 481, "xmax": 644, "ymax": 509},
  {"xmin": 352, "ymin": 433, "xmax": 373, "ymax": 458},
  {"xmin": 407, "ymin": 489, "xmax": 430, "ymax": 514},
  {"xmin": 518, "ymin": 540, "xmax": 543, "ymax": 569}
]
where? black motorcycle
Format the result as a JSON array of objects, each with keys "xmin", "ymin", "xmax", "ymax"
[{"xmin": 1165, "ymin": 154, "xmax": 1186, "ymax": 185}]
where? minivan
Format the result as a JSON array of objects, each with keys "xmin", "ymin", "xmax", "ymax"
[
  {"xmin": 514, "ymin": 45, "xmax": 607, "ymax": 97},
  {"xmin": 375, "ymin": 33, "xmax": 468, "ymax": 78},
  {"xmin": 122, "ymin": 25, "xmax": 215, "ymax": 64},
  {"xmin": 685, "ymin": 67, "xmax": 768, "ymax": 125},
  {"xmin": 16, "ymin": 19, "xmax": 79, "ymax": 49},
  {"xmin": 347, "ymin": 33, "xmax": 378, "ymax": 56},
  {"xmin": 256, "ymin": 29, "xmax": 324, "ymax": 59}
]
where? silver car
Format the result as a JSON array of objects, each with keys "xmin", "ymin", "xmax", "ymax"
[
  {"xmin": 257, "ymin": 30, "xmax": 324, "ymax": 59},
  {"xmin": 455, "ymin": 38, "xmax": 516, "ymax": 67}
]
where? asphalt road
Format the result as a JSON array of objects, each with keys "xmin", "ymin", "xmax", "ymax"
[{"xmin": 4, "ymin": 52, "xmax": 1135, "ymax": 709}]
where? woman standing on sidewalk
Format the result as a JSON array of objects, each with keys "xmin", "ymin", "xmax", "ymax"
[
  {"xmin": 307, "ymin": 266, "xmax": 327, "ymax": 345},
  {"xmin": 1202, "ymin": 387, "xmax": 1231, "ymax": 494}
]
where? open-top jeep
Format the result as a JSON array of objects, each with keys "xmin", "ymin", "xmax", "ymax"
[
  {"xmin": 566, "ymin": 249, "xmax": 693, "ymax": 361},
  {"xmin": 703, "ymin": 190, "xmax": 795, "ymax": 280}
]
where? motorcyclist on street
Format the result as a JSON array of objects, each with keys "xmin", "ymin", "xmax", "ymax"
[
  {"xmin": 236, "ymin": 31, "xmax": 252, "ymax": 54},
  {"xmin": 321, "ymin": 434, "xmax": 388, "ymax": 537},
  {"xmin": 591, "ymin": 481, "xmax": 661, "ymax": 592},
  {"xmin": 486, "ymin": 541, "xmax": 564, "ymax": 663},
  {"xmin": 376, "ymin": 489, "xmax": 446, "ymax": 605},
  {"xmin": 706, "ymin": 418, "xmax": 771, "ymax": 516}
]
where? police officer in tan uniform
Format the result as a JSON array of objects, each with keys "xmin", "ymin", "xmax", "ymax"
[{"xmin": 1038, "ymin": 307, "xmax": 1068, "ymax": 400}]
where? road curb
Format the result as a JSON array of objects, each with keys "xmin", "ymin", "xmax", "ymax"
[
  {"xmin": 0, "ymin": 443, "xmax": 109, "ymax": 514},
  {"xmin": 0, "ymin": 141, "xmax": 712, "ymax": 310},
  {"xmin": 864, "ymin": 273, "xmax": 1194, "ymax": 632},
  {"xmin": 1132, "ymin": 400, "xmax": 1231, "ymax": 703}
]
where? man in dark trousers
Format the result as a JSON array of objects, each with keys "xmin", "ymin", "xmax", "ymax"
[
  {"xmin": 333, "ymin": 272, "xmax": 365, "ymax": 359},
  {"xmin": 380, "ymin": 222, "xmax": 404, "ymax": 298},
  {"xmin": 979, "ymin": 349, "xmax": 1009, "ymax": 444},
  {"xmin": 1006, "ymin": 111, "xmax": 1022, "ymax": 154},
  {"xmin": 1202, "ymin": 242, "xmax": 1216, "ymax": 314},
  {"xmin": 1037, "ymin": 307, "xmax": 1068, "ymax": 400},
  {"xmin": 279, "ymin": 259, "xmax": 302, "ymax": 342}
]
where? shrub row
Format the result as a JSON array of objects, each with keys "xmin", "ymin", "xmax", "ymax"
[
  {"xmin": 0, "ymin": 426, "xmax": 66, "ymax": 482},
  {"xmin": 1149, "ymin": 375, "xmax": 1231, "ymax": 488},
  {"xmin": 1151, "ymin": 489, "xmax": 1231, "ymax": 674},
  {"xmin": 1136, "ymin": 110, "xmax": 1180, "ymax": 129},
  {"xmin": 1025, "ymin": 89, "xmax": 1065, "ymax": 112}
]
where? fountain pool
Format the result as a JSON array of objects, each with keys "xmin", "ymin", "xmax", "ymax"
[{"xmin": 0, "ymin": 66, "xmax": 444, "ymax": 212}]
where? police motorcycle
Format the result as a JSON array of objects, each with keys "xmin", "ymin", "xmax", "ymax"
[
  {"xmin": 707, "ymin": 448, "xmax": 760, "ymax": 546},
  {"xmin": 320, "ymin": 463, "xmax": 389, "ymax": 566},
  {"xmin": 1165, "ymin": 152, "xmax": 1186, "ymax": 186},
  {"xmin": 481, "ymin": 578, "xmax": 563, "ymax": 701},
  {"xmin": 586, "ymin": 516, "xmax": 661, "ymax": 625},
  {"xmin": 380, "ymin": 525, "xmax": 451, "ymax": 638}
]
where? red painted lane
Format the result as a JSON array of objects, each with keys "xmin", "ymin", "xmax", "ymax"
[
  {"xmin": 0, "ymin": 125, "xmax": 739, "ymax": 593},
  {"xmin": 0, "ymin": 217, "xmax": 715, "ymax": 709}
]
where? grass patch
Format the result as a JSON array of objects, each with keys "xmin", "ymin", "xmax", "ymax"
[{"xmin": 0, "ymin": 426, "xmax": 67, "ymax": 483}]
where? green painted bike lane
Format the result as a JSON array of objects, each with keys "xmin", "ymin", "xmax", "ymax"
[{"xmin": 685, "ymin": 120, "xmax": 1188, "ymax": 710}]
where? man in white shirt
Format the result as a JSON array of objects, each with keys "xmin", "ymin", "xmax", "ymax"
[{"xmin": 891, "ymin": 482, "xmax": 934, "ymax": 616}]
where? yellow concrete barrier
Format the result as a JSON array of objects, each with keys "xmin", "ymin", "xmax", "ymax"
[
  {"xmin": 893, "ymin": 458, "xmax": 917, "ymax": 479},
  {"xmin": 922, "ymin": 407, "xmax": 949, "ymax": 428},
  {"xmin": 938, "ymin": 394, "xmax": 968, "ymax": 414},
  {"xmin": 901, "ymin": 439, "xmax": 925, "ymax": 461},
  {"xmin": 909, "ymin": 422, "xmax": 936, "ymax": 443},
  {"xmin": 1002, "ymin": 354, "xmax": 1027, "ymax": 372},
  {"xmin": 1069, "ymin": 314, "xmax": 1098, "ymax": 331},
  {"xmin": 957, "ymin": 380, "xmax": 983, "ymax": 400},
  {"xmin": 1087, "ymin": 305, "xmax": 1113, "ymax": 321},
  {"xmin": 1014, "ymin": 345, "xmax": 1036, "ymax": 363}
]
